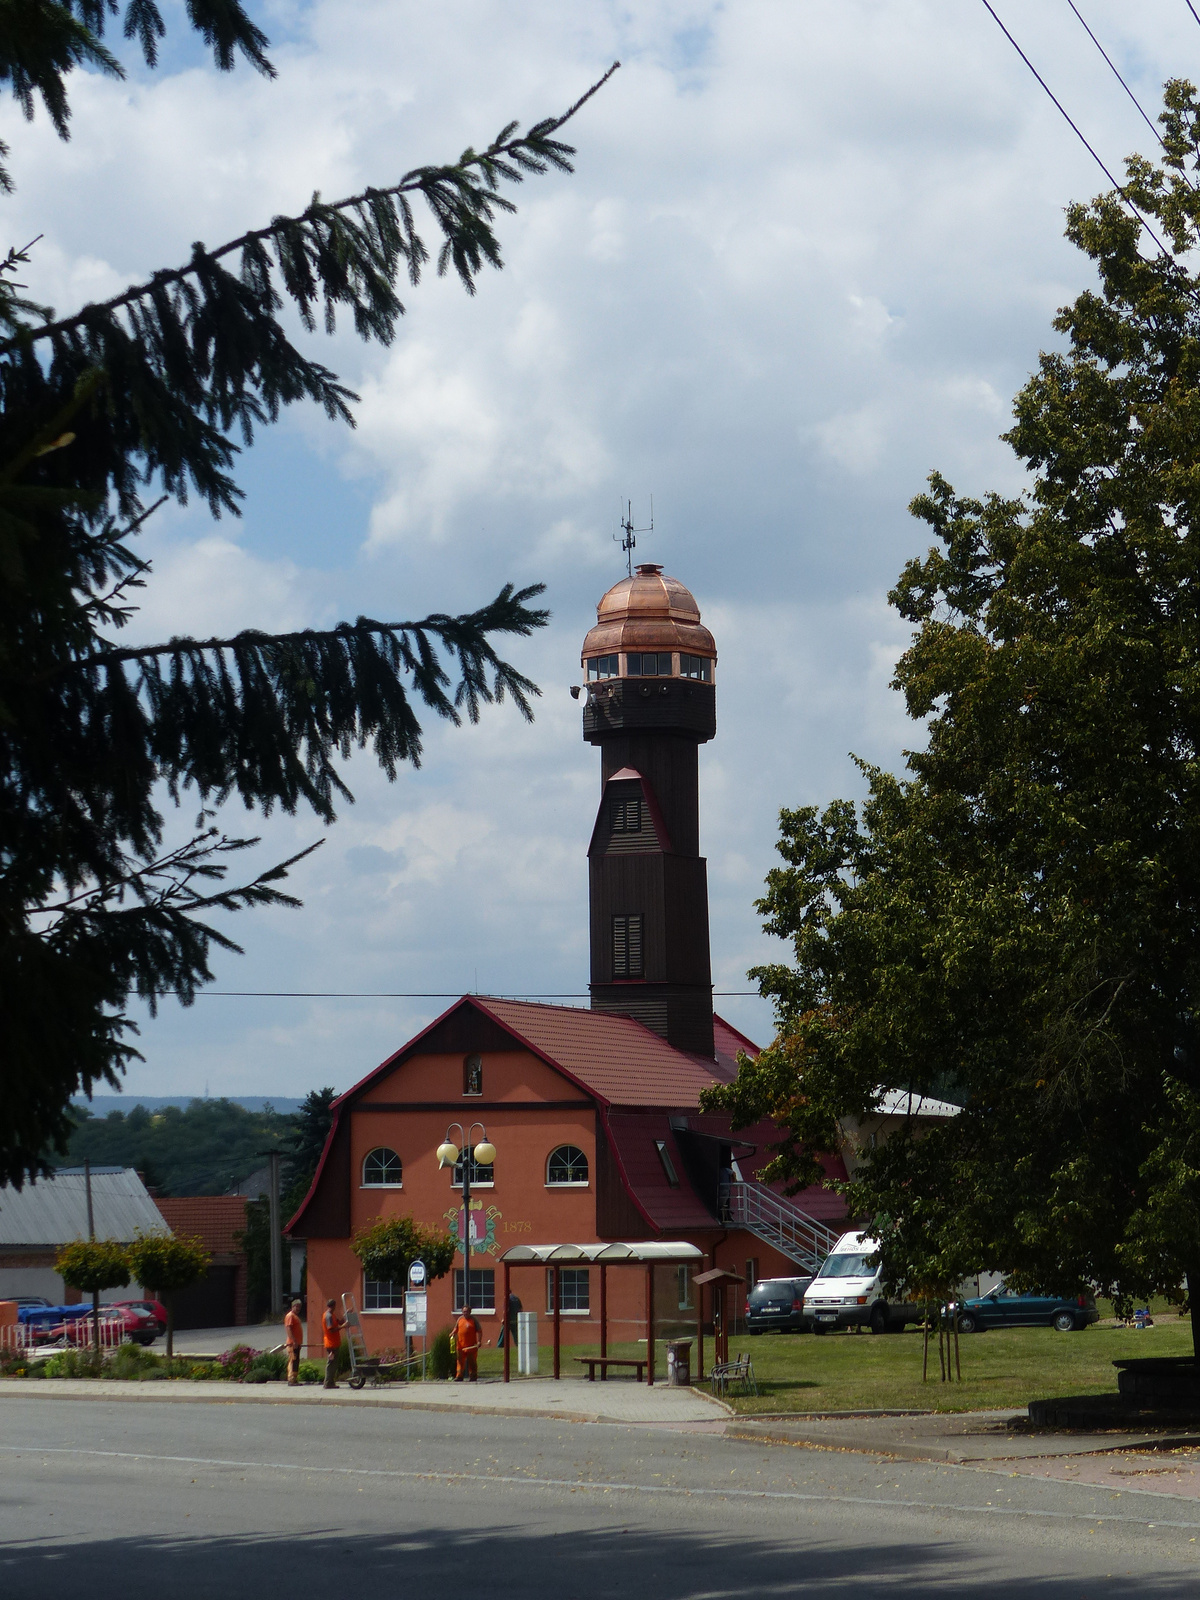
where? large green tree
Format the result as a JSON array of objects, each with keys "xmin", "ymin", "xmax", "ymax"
[
  {"xmin": 705, "ymin": 79, "xmax": 1200, "ymax": 1359},
  {"xmin": 0, "ymin": 6, "xmax": 616, "ymax": 1185}
]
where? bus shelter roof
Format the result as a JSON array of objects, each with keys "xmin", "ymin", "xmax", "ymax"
[{"xmin": 499, "ymin": 1241, "xmax": 704, "ymax": 1264}]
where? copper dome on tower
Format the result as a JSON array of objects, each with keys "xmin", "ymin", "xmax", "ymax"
[{"xmin": 581, "ymin": 564, "xmax": 716, "ymax": 664}]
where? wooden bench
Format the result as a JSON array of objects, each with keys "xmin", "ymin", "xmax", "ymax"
[{"xmin": 573, "ymin": 1356, "xmax": 647, "ymax": 1382}]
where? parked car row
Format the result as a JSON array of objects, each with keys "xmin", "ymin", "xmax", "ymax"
[
  {"xmin": 743, "ymin": 1232, "xmax": 1100, "ymax": 1336},
  {"xmin": 14, "ymin": 1300, "xmax": 166, "ymax": 1346}
]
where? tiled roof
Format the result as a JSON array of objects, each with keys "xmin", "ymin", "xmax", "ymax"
[
  {"xmin": 476, "ymin": 997, "xmax": 726, "ymax": 1108},
  {"xmin": 155, "ymin": 1196, "xmax": 249, "ymax": 1258},
  {"xmin": 0, "ymin": 1169, "xmax": 169, "ymax": 1247}
]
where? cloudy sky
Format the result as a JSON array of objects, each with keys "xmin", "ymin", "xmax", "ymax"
[{"xmin": 9, "ymin": 1, "xmax": 1197, "ymax": 1100}]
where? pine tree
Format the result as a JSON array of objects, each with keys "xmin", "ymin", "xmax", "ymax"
[{"xmin": 0, "ymin": 7, "xmax": 618, "ymax": 1185}]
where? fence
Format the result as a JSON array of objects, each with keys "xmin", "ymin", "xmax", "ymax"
[{"xmin": 2, "ymin": 1314, "xmax": 127, "ymax": 1355}]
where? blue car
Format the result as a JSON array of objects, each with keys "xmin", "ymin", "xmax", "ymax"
[{"xmin": 953, "ymin": 1284, "xmax": 1098, "ymax": 1334}]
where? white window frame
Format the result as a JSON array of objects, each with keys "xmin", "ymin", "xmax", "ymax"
[
  {"xmin": 546, "ymin": 1267, "xmax": 590, "ymax": 1315},
  {"xmin": 545, "ymin": 1144, "xmax": 589, "ymax": 1188},
  {"xmin": 360, "ymin": 1147, "xmax": 404, "ymax": 1189},
  {"xmin": 362, "ymin": 1277, "xmax": 404, "ymax": 1312},
  {"xmin": 450, "ymin": 1154, "xmax": 494, "ymax": 1190},
  {"xmin": 676, "ymin": 1265, "xmax": 694, "ymax": 1311},
  {"xmin": 453, "ymin": 1268, "xmax": 496, "ymax": 1313}
]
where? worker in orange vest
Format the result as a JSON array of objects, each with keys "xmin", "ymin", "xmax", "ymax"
[
  {"xmin": 322, "ymin": 1298, "xmax": 345, "ymax": 1389},
  {"xmin": 454, "ymin": 1304, "xmax": 481, "ymax": 1382},
  {"xmin": 284, "ymin": 1299, "xmax": 304, "ymax": 1386}
]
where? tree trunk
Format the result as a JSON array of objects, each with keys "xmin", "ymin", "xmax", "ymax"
[
  {"xmin": 1188, "ymin": 1264, "xmax": 1200, "ymax": 1365},
  {"xmin": 91, "ymin": 1290, "xmax": 100, "ymax": 1354},
  {"xmin": 166, "ymin": 1295, "xmax": 174, "ymax": 1363}
]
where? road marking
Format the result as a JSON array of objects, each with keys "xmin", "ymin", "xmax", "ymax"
[{"xmin": 1, "ymin": 1445, "xmax": 1197, "ymax": 1530}]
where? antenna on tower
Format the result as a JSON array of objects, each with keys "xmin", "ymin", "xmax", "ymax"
[{"xmin": 615, "ymin": 497, "xmax": 653, "ymax": 576}]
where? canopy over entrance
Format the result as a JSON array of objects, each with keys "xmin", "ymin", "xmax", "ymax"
[
  {"xmin": 500, "ymin": 1242, "xmax": 702, "ymax": 1264},
  {"xmin": 498, "ymin": 1242, "xmax": 704, "ymax": 1385}
]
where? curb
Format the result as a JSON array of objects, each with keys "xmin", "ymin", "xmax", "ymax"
[{"xmin": 0, "ymin": 1379, "xmax": 718, "ymax": 1428}]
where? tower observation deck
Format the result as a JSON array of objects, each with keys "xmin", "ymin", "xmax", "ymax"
[{"xmin": 581, "ymin": 564, "xmax": 717, "ymax": 1057}]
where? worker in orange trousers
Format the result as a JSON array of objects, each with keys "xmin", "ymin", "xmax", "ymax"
[{"xmin": 454, "ymin": 1306, "xmax": 481, "ymax": 1382}]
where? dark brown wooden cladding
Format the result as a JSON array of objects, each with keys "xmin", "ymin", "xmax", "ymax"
[
  {"xmin": 583, "ymin": 676, "xmax": 715, "ymax": 746},
  {"xmin": 595, "ymin": 1112, "xmax": 654, "ymax": 1239},
  {"xmin": 290, "ymin": 1110, "xmax": 351, "ymax": 1237},
  {"xmin": 598, "ymin": 734, "xmax": 699, "ymax": 856}
]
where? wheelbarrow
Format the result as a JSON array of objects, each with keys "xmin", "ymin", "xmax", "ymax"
[{"xmin": 340, "ymin": 1293, "xmax": 421, "ymax": 1389}]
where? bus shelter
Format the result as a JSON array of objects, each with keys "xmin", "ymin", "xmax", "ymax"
[{"xmin": 499, "ymin": 1241, "xmax": 704, "ymax": 1385}]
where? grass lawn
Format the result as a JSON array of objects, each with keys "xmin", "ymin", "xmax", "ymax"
[
  {"xmin": 436, "ymin": 1314, "xmax": 1195, "ymax": 1416},
  {"xmin": 715, "ymin": 1319, "xmax": 1196, "ymax": 1415}
]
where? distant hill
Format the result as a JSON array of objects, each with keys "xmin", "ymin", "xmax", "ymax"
[
  {"xmin": 72, "ymin": 1095, "xmax": 306, "ymax": 1115},
  {"xmin": 60, "ymin": 1097, "xmax": 302, "ymax": 1195}
]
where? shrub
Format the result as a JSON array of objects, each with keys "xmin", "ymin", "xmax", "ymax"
[
  {"xmin": 42, "ymin": 1346, "xmax": 104, "ymax": 1379},
  {"xmin": 106, "ymin": 1343, "xmax": 163, "ymax": 1381},
  {"xmin": 297, "ymin": 1359, "xmax": 324, "ymax": 1384},
  {"xmin": 246, "ymin": 1349, "xmax": 287, "ymax": 1383},
  {"xmin": 185, "ymin": 1361, "xmax": 223, "ymax": 1381},
  {"xmin": 217, "ymin": 1343, "xmax": 261, "ymax": 1380},
  {"xmin": 1, "ymin": 1351, "xmax": 46, "ymax": 1378},
  {"xmin": 429, "ymin": 1327, "xmax": 454, "ymax": 1381}
]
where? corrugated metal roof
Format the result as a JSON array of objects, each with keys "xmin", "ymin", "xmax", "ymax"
[
  {"xmin": 876, "ymin": 1089, "xmax": 962, "ymax": 1119},
  {"xmin": 0, "ymin": 1169, "xmax": 170, "ymax": 1247},
  {"xmin": 477, "ymin": 997, "xmax": 725, "ymax": 1108}
]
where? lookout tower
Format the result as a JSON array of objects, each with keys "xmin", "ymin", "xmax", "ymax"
[{"xmin": 581, "ymin": 563, "xmax": 717, "ymax": 1056}]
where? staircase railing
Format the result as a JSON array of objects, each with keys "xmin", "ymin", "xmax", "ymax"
[{"xmin": 727, "ymin": 1179, "xmax": 840, "ymax": 1273}]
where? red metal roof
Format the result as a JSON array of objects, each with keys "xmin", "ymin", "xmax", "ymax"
[
  {"xmin": 475, "ymin": 997, "xmax": 726, "ymax": 1108},
  {"xmin": 605, "ymin": 1113, "xmax": 717, "ymax": 1231}
]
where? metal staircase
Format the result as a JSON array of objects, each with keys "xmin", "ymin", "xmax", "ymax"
[{"xmin": 727, "ymin": 1180, "xmax": 840, "ymax": 1274}]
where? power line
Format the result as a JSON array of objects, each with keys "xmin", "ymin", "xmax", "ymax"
[
  {"xmin": 183, "ymin": 990, "xmax": 763, "ymax": 999},
  {"xmin": 977, "ymin": 0, "xmax": 1169, "ymax": 257},
  {"xmin": 1066, "ymin": 1, "xmax": 1164, "ymax": 152},
  {"xmin": 1187, "ymin": 0, "xmax": 1200, "ymax": 36}
]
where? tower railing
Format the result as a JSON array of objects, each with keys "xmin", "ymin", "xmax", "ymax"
[{"xmin": 727, "ymin": 1179, "xmax": 840, "ymax": 1274}]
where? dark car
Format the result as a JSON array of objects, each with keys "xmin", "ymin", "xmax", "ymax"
[
  {"xmin": 745, "ymin": 1276, "xmax": 813, "ymax": 1334},
  {"xmin": 953, "ymin": 1284, "xmax": 1098, "ymax": 1334}
]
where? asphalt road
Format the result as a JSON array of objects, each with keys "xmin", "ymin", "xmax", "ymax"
[{"xmin": 2, "ymin": 1399, "xmax": 1199, "ymax": 1596}]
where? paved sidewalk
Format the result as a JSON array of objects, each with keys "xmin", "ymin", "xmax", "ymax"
[
  {"xmin": 727, "ymin": 1407, "xmax": 1200, "ymax": 1463},
  {"xmin": 0, "ymin": 1375, "xmax": 728, "ymax": 1426}
]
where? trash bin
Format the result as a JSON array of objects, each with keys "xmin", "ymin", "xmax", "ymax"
[{"xmin": 665, "ymin": 1339, "xmax": 692, "ymax": 1387}]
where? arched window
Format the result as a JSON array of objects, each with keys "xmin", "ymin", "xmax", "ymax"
[
  {"xmin": 546, "ymin": 1145, "xmax": 589, "ymax": 1186},
  {"xmin": 362, "ymin": 1148, "xmax": 403, "ymax": 1187}
]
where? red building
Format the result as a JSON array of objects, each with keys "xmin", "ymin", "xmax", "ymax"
[{"xmin": 289, "ymin": 566, "xmax": 849, "ymax": 1358}]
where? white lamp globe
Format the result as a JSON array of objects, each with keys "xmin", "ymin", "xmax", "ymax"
[
  {"xmin": 436, "ymin": 1141, "xmax": 460, "ymax": 1169},
  {"xmin": 473, "ymin": 1139, "xmax": 496, "ymax": 1166}
]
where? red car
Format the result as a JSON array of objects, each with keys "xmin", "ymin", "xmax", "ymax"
[{"xmin": 112, "ymin": 1299, "xmax": 168, "ymax": 1336}]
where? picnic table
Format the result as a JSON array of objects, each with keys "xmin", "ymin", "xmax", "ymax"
[{"xmin": 573, "ymin": 1355, "xmax": 647, "ymax": 1382}]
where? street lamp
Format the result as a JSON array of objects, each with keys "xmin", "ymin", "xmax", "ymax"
[{"xmin": 438, "ymin": 1123, "xmax": 496, "ymax": 1314}]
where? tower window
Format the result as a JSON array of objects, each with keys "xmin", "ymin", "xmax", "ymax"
[
  {"xmin": 626, "ymin": 652, "xmax": 673, "ymax": 677},
  {"xmin": 679, "ymin": 654, "xmax": 711, "ymax": 681},
  {"xmin": 587, "ymin": 654, "xmax": 620, "ymax": 680},
  {"xmin": 611, "ymin": 797, "xmax": 643, "ymax": 834},
  {"xmin": 612, "ymin": 913, "xmax": 644, "ymax": 978},
  {"xmin": 463, "ymin": 1053, "xmax": 483, "ymax": 1096}
]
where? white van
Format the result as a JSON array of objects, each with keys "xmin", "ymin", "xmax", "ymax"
[{"xmin": 802, "ymin": 1230, "xmax": 919, "ymax": 1335}]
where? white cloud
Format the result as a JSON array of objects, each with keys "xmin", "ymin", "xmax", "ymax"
[{"xmin": 13, "ymin": 0, "xmax": 1191, "ymax": 1094}]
